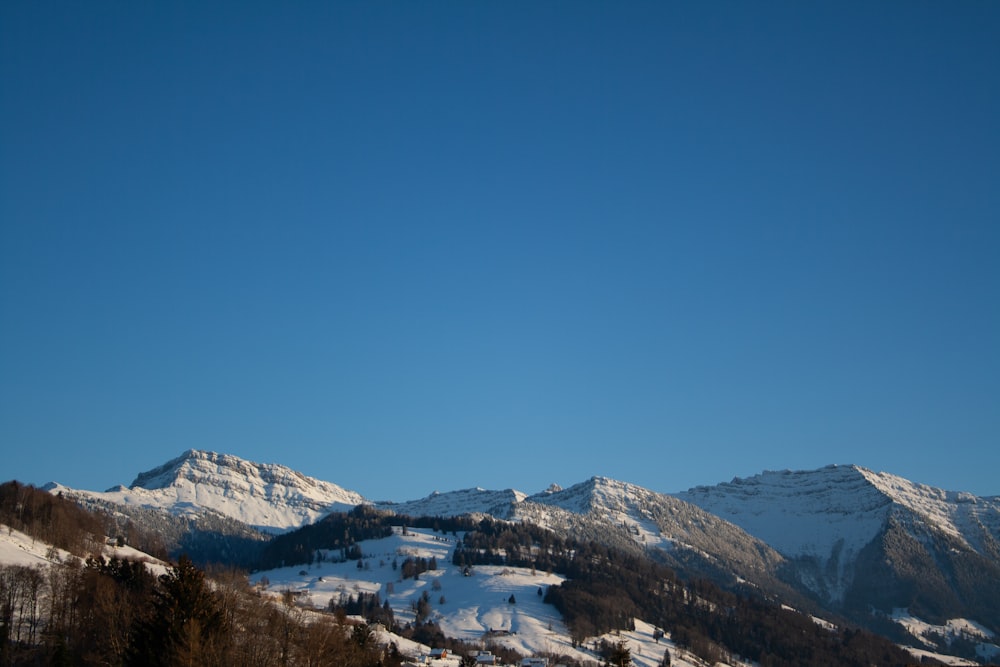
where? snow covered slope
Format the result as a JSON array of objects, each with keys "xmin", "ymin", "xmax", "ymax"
[
  {"xmin": 251, "ymin": 527, "xmax": 712, "ymax": 667},
  {"xmin": 676, "ymin": 465, "xmax": 890, "ymax": 601},
  {"xmin": 49, "ymin": 449, "xmax": 366, "ymax": 533},
  {"xmin": 0, "ymin": 524, "xmax": 65, "ymax": 568},
  {"xmin": 679, "ymin": 465, "xmax": 1000, "ymax": 562},
  {"xmin": 855, "ymin": 466, "xmax": 1000, "ymax": 555},
  {"xmin": 0, "ymin": 522, "xmax": 170, "ymax": 577},
  {"xmin": 676, "ymin": 464, "xmax": 1000, "ymax": 642},
  {"xmin": 512, "ymin": 476, "xmax": 794, "ymax": 601}
]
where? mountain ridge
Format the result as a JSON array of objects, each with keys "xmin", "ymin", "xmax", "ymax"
[
  {"xmin": 677, "ymin": 463, "xmax": 1000, "ymax": 644},
  {"xmin": 43, "ymin": 449, "xmax": 1000, "ymax": 658},
  {"xmin": 50, "ymin": 449, "xmax": 366, "ymax": 533}
]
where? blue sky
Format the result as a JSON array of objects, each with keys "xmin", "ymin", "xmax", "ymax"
[{"xmin": 2, "ymin": 2, "xmax": 998, "ymax": 501}]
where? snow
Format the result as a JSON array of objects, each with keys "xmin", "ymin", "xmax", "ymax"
[
  {"xmin": 678, "ymin": 465, "xmax": 1000, "ymax": 566},
  {"xmin": 520, "ymin": 476, "xmax": 743, "ymax": 558},
  {"xmin": 1, "ymin": 522, "xmax": 171, "ymax": 578},
  {"xmin": 0, "ymin": 524, "xmax": 65, "ymax": 567},
  {"xmin": 251, "ymin": 527, "xmax": 717, "ymax": 667},
  {"xmin": 856, "ymin": 467, "xmax": 1000, "ymax": 553},
  {"xmin": 892, "ymin": 608, "xmax": 1000, "ymax": 664},
  {"xmin": 526, "ymin": 477, "xmax": 677, "ymax": 552},
  {"xmin": 678, "ymin": 466, "xmax": 888, "ymax": 564}
]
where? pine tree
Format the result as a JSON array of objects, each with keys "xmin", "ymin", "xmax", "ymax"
[
  {"xmin": 129, "ymin": 555, "xmax": 228, "ymax": 666},
  {"xmin": 605, "ymin": 640, "xmax": 632, "ymax": 667}
]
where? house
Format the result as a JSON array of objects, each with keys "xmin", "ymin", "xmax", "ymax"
[
  {"xmin": 474, "ymin": 650, "xmax": 497, "ymax": 665},
  {"xmin": 429, "ymin": 648, "xmax": 448, "ymax": 659},
  {"xmin": 521, "ymin": 659, "xmax": 548, "ymax": 667}
]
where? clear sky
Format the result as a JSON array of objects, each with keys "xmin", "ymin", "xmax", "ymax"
[{"xmin": 2, "ymin": 1, "xmax": 998, "ymax": 502}]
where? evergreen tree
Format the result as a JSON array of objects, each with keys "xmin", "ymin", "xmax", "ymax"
[
  {"xmin": 129, "ymin": 555, "xmax": 228, "ymax": 666},
  {"xmin": 605, "ymin": 640, "xmax": 632, "ymax": 667}
]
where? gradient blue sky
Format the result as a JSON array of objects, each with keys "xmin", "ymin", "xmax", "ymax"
[{"xmin": 2, "ymin": 2, "xmax": 998, "ymax": 502}]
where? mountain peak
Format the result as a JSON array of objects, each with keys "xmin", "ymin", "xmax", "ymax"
[
  {"xmin": 677, "ymin": 464, "xmax": 1000, "ymax": 608},
  {"xmin": 70, "ymin": 450, "xmax": 367, "ymax": 532},
  {"xmin": 130, "ymin": 449, "xmax": 215, "ymax": 489},
  {"xmin": 376, "ymin": 486, "xmax": 527, "ymax": 519},
  {"xmin": 530, "ymin": 475, "xmax": 685, "ymax": 521}
]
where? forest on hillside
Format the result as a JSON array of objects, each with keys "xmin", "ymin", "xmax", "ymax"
[
  {"xmin": 453, "ymin": 518, "xmax": 930, "ymax": 667},
  {"xmin": 0, "ymin": 483, "xmax": 401, "ymax": 666}
]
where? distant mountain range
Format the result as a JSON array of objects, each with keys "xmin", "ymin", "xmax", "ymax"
[{"xmin": 44, "ymin": 449, "xmax": 1000, "ymax": 661}]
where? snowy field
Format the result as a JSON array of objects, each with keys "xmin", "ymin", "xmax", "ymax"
[{"xmin": 0, "ymin": 523, "xmax": 170, "ymax": 574}]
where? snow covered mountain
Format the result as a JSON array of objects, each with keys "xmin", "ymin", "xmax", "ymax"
[
  {"xmin": 369, "ymin": 475, "xmax": 800, "ymax": 606},
  {"xmin": 375, "ymin": 487, "xmax": 527, "ymax": 519},
  {"xmin": 368, "ymin": 475, "xmax": 790, "ymax": 589},
  {"xmin": 41, "ymin": 451, "xmax": 1000, "ymax": 659},
  {"xmin": 49, "ymin": 449, "xmax": 366, "ymax": 533},
  {"xmin": 677, "ymin": 465, "xmax": 1000, "ymax": 643},
  {"xmin": 516, "ymin": 476, "xmax": 792, "ymax": 590}
]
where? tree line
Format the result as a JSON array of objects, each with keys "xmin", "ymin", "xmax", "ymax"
[
  {"xmin": 256, "ymin": 506, "xmax": 478, "ymax": 570},
  {"xmin": 0, "ymin": 482, "xmax": 106, "ymax": 557}
]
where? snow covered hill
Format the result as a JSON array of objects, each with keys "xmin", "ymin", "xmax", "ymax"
[
  {"xmin": 0, "ymin": 522, "xmax": 170, "ymax": 577},
  {"xmin": 49, "ymin": 449, "xmax": 366, "ymax": 533},
  {"xmin": 251, "ymin": 526, "xmax": 708, "ymax": 667}
]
